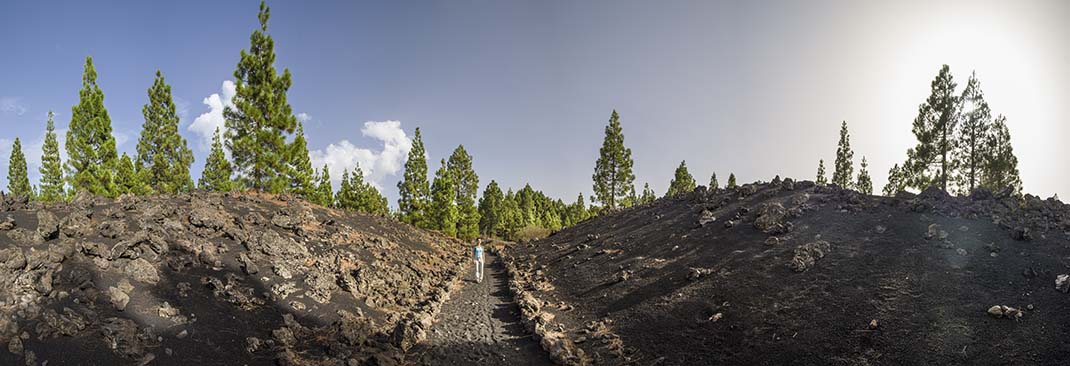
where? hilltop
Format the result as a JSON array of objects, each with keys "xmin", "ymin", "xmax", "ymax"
[{"xmin": 504, "ymin": 179, "xmax": 1070, "ymax": 365}]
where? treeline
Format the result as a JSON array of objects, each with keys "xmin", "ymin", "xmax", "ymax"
[
  {"xmin": 2, "ymin": 2, "xmax": 1030, "ymax": 243},
  {"xmin": 812, "ymin": 65, "xmax": 1022, "ymax": 197}
]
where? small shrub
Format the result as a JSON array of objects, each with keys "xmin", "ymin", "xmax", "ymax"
[{"xmin": 512, "ymin": 225, "xmax": 550, "ymax": 242}]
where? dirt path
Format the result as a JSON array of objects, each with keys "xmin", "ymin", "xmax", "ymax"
[{"xmin": 410, "ymin": 253, "xmax": 553, "ymax": 366}]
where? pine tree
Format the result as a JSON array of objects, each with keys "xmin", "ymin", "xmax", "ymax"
[
  {"xmin": 883, "ymin": 164, "xmax": 907, "ymax": 196},
  {"xmin": 224, "ymin": 0, "xmax": 298, "ymax": 193},
  {"xmin": 335, "ymin": 169, "xmax": 354, "ymax": 209},
  {"xmin": 666, "ymin": 160, "xmax": 696, "ymax": 197},
  {"xmin": 6, "ymin": 138, "xmax": 32, "ymax": 198},
  {"xmin": 517, "ymin": 184, "xmax": 539, "ymax": 227},
  {"xmin": 337, "ymin": 166, "xmax": 388, "ymax": 216},
  {"xmin": 115, "ymin": 153, "xmax": 153, "ymax": 196},
  {"xmin": 199, "ymin": 128, "xmax": 235, "ymax": 192},
  {"xmin": 313, "ymin": 164, "xmax": 333, "ymax": 207},
  {"xmin": 448, "ymin": 145, "xmax": 480, "ymax": 237},
  {"xmin": 816, "ymin": 160, "xmax": 827, "ymax": 185},
  {"xmin": 832, "ymin": 121, "xmax": 854, "ymax": 188},
  {"xmin": 429, "ymin": 159, "xmax": 458, "ymax": 237},
  {"xmin": 397, "ymin": 127, "xmax": 431, "ymax": 228},
  {"xmin": 500, "ymin": 189, "xmax": 523, "ymax": 239},
  {"xmin": 727, "ymin": 173, "xmax": 738, "ymax": 189},
  {"xmin": 67, "ymin": 56, "xmax": 119, "ymax": 197},
  {"xmin": 38, "ymin": 111, "xmax": 65, "ymax": 203},
  {"xmin": 478, "ymin": 180, "xmax": 504, "ymax": 237},
  {"xmin": 286, "ymin": 123, "xmax": 316, "ymax": 198},
  {"xmin": 592, "ymin": 110, "xmax": 635, "ymax": 210},
  {"xmin": 639, "ymin": 183, "xmax": 656, "ymax": 205},
  {"xmin": 856, "ymin": 156, "xmax": 873, "ymax": 195},
  {"xmin": 566, "ymin": 193, "xmax": 589, "ymax": 226},
  {"xmin": 457, "ymin": 195, "xmax": 480, "ymax": 240},
  {"xmin": 902, "ymin": 64, "xmax": 959, "ymax": 192},
  {"xmin": 952, "ymin": 72, "xmax": 992, "ymax": 195},
  {"xmin": 137, "ymin": 70, "xmax": 194, "ymax": 194},
  {"xmin": 708, "ymin": 172, "xmax": 719, "ymax": 190},
  {"xmin": 980, "ymin": 115, "xmax": 1022, "ymax": 194}
]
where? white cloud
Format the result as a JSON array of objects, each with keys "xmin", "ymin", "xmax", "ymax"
[
  {"xmin": 297, "ymin": 113, "xmax": 311, "ymax": 123},
  {"xmin": 310, "ymin": 120, "xmax": 413, "ymax": 192},
  {"xmin": 0, "ymin": 97, "xmax": 27, "ymax": 116},
  {"xmin": 188, "ymin": 80, "xmax": 236, "ymax": 148},
  {"xmin": 113, "ymin": 131, "xmax": 130, "ymax": 148}
]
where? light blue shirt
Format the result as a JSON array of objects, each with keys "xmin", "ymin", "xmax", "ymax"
[{"xmin": 473, "ymin": 245, "xmax": 484, "ymax": 260}]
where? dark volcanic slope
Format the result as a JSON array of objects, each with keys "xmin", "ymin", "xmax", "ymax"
[
  {"xmin": 0, "ymin": 192, "xmax": 465, "ymax": 366},
  {"xmin": 509, "ymin": 180, "xmax": 1070, "ymax": 366}
]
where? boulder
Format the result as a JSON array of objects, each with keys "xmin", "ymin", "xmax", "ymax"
[
  {"xmin": 753, "ymin": 202, "xmax": 787, "ymax": 232},
  {"xmin": 0, "ymin": 215, "xmax": 14, "ymax": 231},
  {"xmin": 789, "ymin": 241, "xmax": 831, "ymax": 273},
  {"xmin": 697, "ymin": 210, "xmax": 717, "ymax": 227},
  {"xmin": 986, "ymin": 305, "xmax": 1023, "ymax": 320},
  {"xmin": 107, "ymin": 287, "xmax": 130, "ymax": 311},
  {"xmin": 124, "ymin": 258, "xmax": 160, "ymax": 284},
  {"xmin": 36, "ymin": 210, "xmax": 60, "ymax": 241}
]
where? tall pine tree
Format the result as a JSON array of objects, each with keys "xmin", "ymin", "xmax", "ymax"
[
  {"xmin": 6, "ymin": 138, "xmax": 32, "ymax": 198},
  {"xmin": 313, "ymin": 164, "xmax": 333, "ymax": 207},
  {"xmin": 592, "ymin": 110, "xmax": 635, "ymax": 210},
  {"xmin": 429, "ymin": 159, "xmax": 459, "ymax": 237},
  {"xmin": 199, "ymin": 128, "xmax": 235, "ymax": 192},
  {"xmin": 902, "ymin": 64, "xmax": 959, "ymax": 192},
  {"xmin": 67, "ymin": 56, "xmax": 119, "ymax": 197},
  {"xmin": 666, "ymin": 160, "xmax": 696, "ymax": 197},
  {"xmin": 225, "ymin": 0, "xmax": 298, "ymax": 193},
  {"xmin": 832, "ymin": 121, "xmax": 854, "ymax": 188},
  {"xmin": 137, "ymin": 70, "xmax": 194, "ymax": 194},
  {"xmin": 856, "ymin": 156, "xmax": 873, "ymax": 195},
  {"xmin": 816, "ymin": 160, "xmax": 827, "ymax": 185},
  {"xmin": 286, "ymin": 123, "xmax": 316, "ymax": 198},
  {"xmin": 39, "ymin": 111, "xmax": 65, "ymax": 203},
  {"xmin": 727, "ymin": 173, "xmax": 738, "ymax": 189},
  {"xmin": 397, "ymin": 127, "xmax": 431, "ymax": 228},
  {"xmin": 708, "ymin": 172, "xmax": 719, "ymax": 190},
  {"xmin": 478, "ymin": 180, "xmax": 504, "ymax": 237},
  {"xmin": 980, "ymin": 115, "xmax": 1022, "ymax": 194},
  {"xmin": 952, "ymin": 72, "xmax": 992, "ymax": 195},
  {"xmin": 447, "ymin": 145, "xmax": 480, "ymax": 238}
]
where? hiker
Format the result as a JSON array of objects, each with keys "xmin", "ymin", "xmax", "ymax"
[{"xmin": 473, "ymin": 239, "xmax": 485, "ymax": 283}]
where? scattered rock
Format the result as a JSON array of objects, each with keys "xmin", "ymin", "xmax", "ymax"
[
  {"xmin": 789, "ymin": 241, "xmax": 831, "ymax": 273},
  {"xmin": 687, "ymin": 267, "xmax": 713, "ymax": 281},
  {"xmin": 697, "ymin": 210, "xmax": 717, "ymax": 227},
  {"xmin": 986, "ymin": 305, "xmax": 1023, "ymax": 320},
  {"xmin": 107, "ymin": 286, "xmax": 131, "ymax": 311},
  {"xmin": 0, "ymin": 215, "xmax": 14, "ymax": 231},
  {"xmin": 1011, "ymin": 226, "xmax": 1033, "ymax": 241},
  {"xmin": 753, "ymin": 202, "xmax": 788, "ymax": 232},
  {"xmin": 36, "ymin": 210, "xmax": 60, "ymax": 241},
  {"xmin": 1056, "ymin": 274, "xmax": 1070, "ymax": 293},
  {"xmin": 124, "ymin": 258, "xmax": 160, "ymax": 284}
]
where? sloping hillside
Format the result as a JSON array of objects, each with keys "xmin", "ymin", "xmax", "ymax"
[
  {"xmin": 506, "ymin": 180, "xmax": 1070, "ymax": 365},
  {"xmin": 0, "ymin": 192, "xmax": 466, "ymax": 366}
]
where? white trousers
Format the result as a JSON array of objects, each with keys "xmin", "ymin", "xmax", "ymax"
[{"xmin": 474, "ymin": 257, "xmax": 484, "ymax": 282}]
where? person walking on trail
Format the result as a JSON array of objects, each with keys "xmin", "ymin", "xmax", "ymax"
[{"xmin": 473, "ymin": 239, "xmax": 485, "ymax": 283}]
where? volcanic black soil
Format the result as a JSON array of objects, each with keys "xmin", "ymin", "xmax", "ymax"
[{"xmin": 506, "ymin": 179, "xmax": 1070, "ymax": 366}]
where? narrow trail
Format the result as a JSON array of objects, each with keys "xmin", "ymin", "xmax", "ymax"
[{"xmin": 411, "ymin": 253, "xmax": 553, "ymax": 366}]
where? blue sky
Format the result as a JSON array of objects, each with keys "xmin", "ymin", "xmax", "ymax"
[{"xmin": 1, "ymin": 0, "xmax": 1068, "ymax": 203}]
